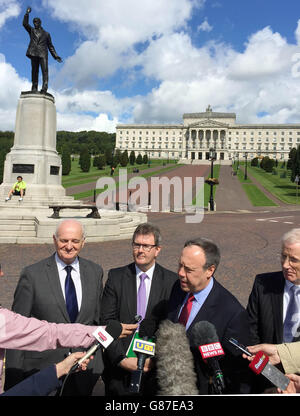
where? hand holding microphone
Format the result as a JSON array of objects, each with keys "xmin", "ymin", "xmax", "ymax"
[
  {"xmin": 229, "ymin": 338, "xmax": 290, "ymax": 391},
  {"xmin": 70, "ymin": 320, "xmax": 122, "ymax": 373}
]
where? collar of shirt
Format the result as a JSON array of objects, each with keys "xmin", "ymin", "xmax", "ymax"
[
  {"xmin": 181, "ymin": 277, "xmax": 214, "ymax": 330},
  {"xmin": 55, "ymin": 253, "xmax": 80, "ymax": 273},
  {"xmin": 55, "ymin": 253, "xmax": 82, "ymax": 309}
]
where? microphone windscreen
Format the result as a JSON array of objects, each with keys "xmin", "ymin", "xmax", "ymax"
[
  {"xmin": 155, "ymin": 320, "xmax": 198, "ymax": 395},
  {"xmin": 106, "ymin": 320, "xmax": 123, "ymax": 339},
  {"xmin": 139, "ymin": 319, "xmax": 157, "ymax": 338},
  {"xmin": 190, "ymin": 321, "xmax": 219, "ymax": 347}
]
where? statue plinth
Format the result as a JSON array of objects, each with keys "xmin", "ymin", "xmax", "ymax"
[{"xmin": 0, "ymin": 92, "xmax": 65, "ymax": 198}]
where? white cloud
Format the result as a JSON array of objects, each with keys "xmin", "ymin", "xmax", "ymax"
[
  {"xmin": 197, "ymin": 18, "xmax": 213, "ymax": 33},
  {"xmin": 0, "ymin": 0, "xmax": 20, "ymax": 29},
  {"xmin": 43, "ymin": 0, "xmax": 201, "ymax": 88},
  {"xmin": 1, "ymin": 0, "xmax": 300, "ymax": 134}
]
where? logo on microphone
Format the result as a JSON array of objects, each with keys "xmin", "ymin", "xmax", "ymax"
[
  {"xmin": 199, "ymin": 342, "xmax": 225, "ymax": 359},
  {"xmin": 93, "ymin": 326, "xmax": 114, "ymax": 348},
  {"xmin": 133, "ymin": 339, "xmax": 155, "ymax": 356},
  {"xmin": 249, "ymin": 351, "xmax": 269, "ymax": 375},
  {"xmin": 97, "ymin": 331, "xmax": 107, "ymax": 342}
]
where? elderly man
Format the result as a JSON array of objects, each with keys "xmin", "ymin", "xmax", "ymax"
[
  {"xmin": 5, "ymin": 219, "xmax": 104, "ymax": 395},
  {"xmin": 247, "ymin": 228, "xmax": 300, "ymax": 392},
  {"xmin": 168, "ymin": 237, "xmax": 252, "ymax": 394},
  {"xmin": 101, "ymin": 222, "xmax": 178, "ymax": 396}
]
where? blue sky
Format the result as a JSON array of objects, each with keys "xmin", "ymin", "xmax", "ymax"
[{"xmin": 0, "ymin": 0, "xmax": 300, "ymax": 132}]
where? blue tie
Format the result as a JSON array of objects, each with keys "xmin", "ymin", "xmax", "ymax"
[
  {"xmin": 283, "ymin": 285, "xmax": 300, "ymax": 342},
  {"xmin": 65, "ymin": 265, "xmax": 78, "ymax": 323}
]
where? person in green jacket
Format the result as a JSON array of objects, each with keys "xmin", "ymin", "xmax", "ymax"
[{"xmin": 5, "ymin": 176, "xmax": 27, "ymax": 202}]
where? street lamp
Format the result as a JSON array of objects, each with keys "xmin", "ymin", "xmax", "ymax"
[
  {"xmin": 209, "ymin": 147, "xmax": 216, "ymax": 211},
  {"xmin": 244, "ymin": 152, "xmax": 248, "ymax": 180}
]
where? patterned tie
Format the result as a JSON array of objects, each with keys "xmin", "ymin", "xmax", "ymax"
[
  {"xmin": 137, "ymin": 273, "xmax": 148, "ymax": 320},
  {"xmin": 178, "ymin": 293, "xmax": 195, "ymax": 327},
  {"xmin": 65, "ymin": 265, "xmax": 78, "ymax": 323},
  {"xmin": 283, "ymin": 285, "xmax": 300, "ymax": 342}
]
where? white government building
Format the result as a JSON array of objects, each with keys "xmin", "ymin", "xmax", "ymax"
[{"xmin": 116, "ymin": 106, "xmax": 300, "ymax": 164}]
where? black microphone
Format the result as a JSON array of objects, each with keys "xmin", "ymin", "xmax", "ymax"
[
  {"xmin": 70, "ymin": 320, "xmax": 122, "ymax": 372},
  {"xmin": 191, "ymin": 321, "xmax": 225, "ymax": 394},
  {"xmin": 155, "ymin": 320, "xmax": 198, "ymax": 395},
  {"xmin": 129, "ymin": 319, "xmax": 157, "ymax": 393}
]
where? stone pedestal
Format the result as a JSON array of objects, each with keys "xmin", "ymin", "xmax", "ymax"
[
  {"xmin": 0, "ymin": 92, "xmax": 65, "ymax": 198},
  {"xmin": 0, "ymin": 91, "xmax": 147, "ymax": 243}
]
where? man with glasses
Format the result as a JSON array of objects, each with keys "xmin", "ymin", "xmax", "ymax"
[
  {"xmin": 101, "ymin": 222, "xmax": 178, "ymax": 396},
  {"xmin": 5, "ymin": 219, "xmax": 105, "ymax": 396},
  {"xmin": 247, "ymin": 228, "xmax": 300, "ymax": 392}
]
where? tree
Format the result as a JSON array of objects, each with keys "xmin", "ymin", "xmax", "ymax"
[
  {"xmin": 291, "ymin": 145, "xmax": 300, "ymax": 183},
  {"xmin": 120, "ymin": 150, "xmax": 129, "ymax": 167},
  {"xmin": 136, "ymin": 153, "xmax": 143, "ymax": 164},
  {"xmin": 129, "ymin": 151, "xmax": 136, "ymax": 165},
  {"xmin": 79, "ymin": 146, "xmax": 91, "ymax": 172},
  {"xmin": 97, "ymin": 154, "xmax": 106, "ymax": 170},
  {"xmin": 287, "ymin": 147, "xmax": 297, "ymax": 170},
  {"xmin": 143, "ymin": 154, "xmax": 148, "ymax": 165},
  {"xmin": 264, "ymin": 158, "xmax": 275, "ymax": 173},
  {"xmin": 61, "ymin": 146, "xmax": 71, "ymax": 175},
  {"xmin": 114, "ymin": 149, "xmax": 121, "ymax": 166},
  {"xmin": 251, "ymin": 157, "xmax": 259, "ymax": 167}
]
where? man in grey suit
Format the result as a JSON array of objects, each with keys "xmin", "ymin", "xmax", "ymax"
[
  {"xmin": 101, "ymin": 222, "xmax": 178, "ymax": 396},
  {"xmin": 23, "ymin": 7, "xmax": 62, "ymax": 93},
  {"xmin": 5, "ymin": 219, "xmax": 103, "ymax": 396},
  {"xmin": 247, "ymin": 227, "xmax": 300, "ymax": 392}
]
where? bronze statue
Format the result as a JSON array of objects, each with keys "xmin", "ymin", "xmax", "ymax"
[{"xmin": 23, "ymin": 7, "xmax": 62, "ymax": 94}]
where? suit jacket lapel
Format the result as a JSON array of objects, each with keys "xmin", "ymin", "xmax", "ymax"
[
  {"xmin": 125, "ymin": 263, "xmax": 138, "ymax": 319},
  {"xmin": 146, "ymin": 263, "xmax": 162, "ymax": 317},
  {"xmin": 77, "ymin": 257, "xmax": 87, "ymax": 322},
  {"xmin": 271, "ymin": 273, "xmax": 285, "ymax": 342},
  {"xmin": 46, "ymin": 254, "xmax": 70, "ymax": 322}
]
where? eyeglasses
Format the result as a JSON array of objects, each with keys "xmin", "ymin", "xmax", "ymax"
[
  {"xmin": 281, "ymin": 254, "xmax": 300, "ymax": 265},
  {"xmin": 132, "ymin": 242, "xmax": 157, "ymax": 252}
]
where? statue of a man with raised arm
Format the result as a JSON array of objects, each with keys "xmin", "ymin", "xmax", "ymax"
[{"xmin": 23, "ymin": 7, "xmax": 62, "ymax": 94}]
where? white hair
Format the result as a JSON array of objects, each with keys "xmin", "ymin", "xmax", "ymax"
[{"xmin": 282, "ymin": 228, "xmax": 300, "ymax": 246}]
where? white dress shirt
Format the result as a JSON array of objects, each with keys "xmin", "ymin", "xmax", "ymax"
[{"xmin": 55, "ymin": 253, "xmax": 82, "ymax": 310}]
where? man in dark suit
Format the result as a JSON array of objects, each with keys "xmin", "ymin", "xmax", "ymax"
[
  {"xmin": 101, "ymin": 222, "xmax": 178, "ymax": 396},
  {"xmin": 5, "ymin": 219, "xmax": 103, "ymax": 396},
  {"xmin": 247, "ymin": 228, "xmax": 300, "ymax": 392},
  {"xmin": 23, "ymin": 7, "xmax": 62, "ymax": 93},
  {"xmin": 168, "ymin": 237, "xmax": 252, "ymax": 394}
]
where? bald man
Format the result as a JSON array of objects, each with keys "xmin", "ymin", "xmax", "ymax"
[{"xmin": 5, "ymin": 220, "xmax": 104, "ymax": 396}]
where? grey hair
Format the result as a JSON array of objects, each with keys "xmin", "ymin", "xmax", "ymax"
[
  {"xmin": 132, "ymin": 222, "xmax": 162, "ymax": 246},
  {"xmin": 282, "ymin": 228, "xmax": 300, "ymax": 246},
  {"xmin": 184, "ymin": 237, "xmax": 221, "ymax": 271},
  {"xmin": 54, "ymin": 219, "xmax": 86, "ymax": 240}
]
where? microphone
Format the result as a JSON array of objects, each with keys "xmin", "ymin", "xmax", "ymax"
[
  {"xmin": 191, "ymin": 321, "xmax": 225, "ymax": 394},
  {"xmin": 70, "ymin": 320, "xmax": 122, "ymax": 372},
  {"xmin": 129, "ymin": 319, "xmax": 157, "ymax": 393},
  {"xmin": 155, "ymin": 320, "xmax": 198, "ymax": 395},
  {"xmin": 229, "ymin": 338, "xmax": 290, "ymax": 391}
]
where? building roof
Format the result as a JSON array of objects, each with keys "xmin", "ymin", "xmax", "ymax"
[{"xmin": 183, "ymin": 105, "xmax": 236, "ymax": 119}]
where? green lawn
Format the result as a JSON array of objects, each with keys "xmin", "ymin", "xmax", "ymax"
[
  {"xmin": 234, "ymin": 163, "xmax": 277, "ymax": 207},
  {"xmin": 72, "ymin": 163, "xmax": 183, "ymax": 200},
  {"xmin": 62, "ymin": 158, "xmax": 178, "ymax": 189},
  {"xmin": 244, "ymin": 165, "xmax": 300, "ymax": 204}
]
